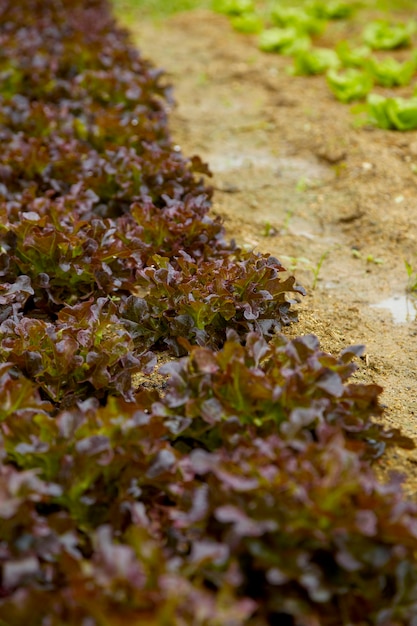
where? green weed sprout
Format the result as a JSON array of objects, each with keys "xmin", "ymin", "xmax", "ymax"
[
  {"xmin": 296, "ymin": 177, "xmax": 310, "ymax": 192},
  {"xmin": 280, "ymin": 251, "xmax": 329, "ymax": 289},
  {"xmin": 351, "ymin": 250, "xmax": 385, "ymax": 264},
  {"xmin": 311, "ymin": 250, "xmax": 329, "ymax": 289},
  {"xmin": 362, "ymin": 20, "xmax": 415, "ymax": 50},
  {"xmin": 405, "ymin": 260, "xmax": 417, "ymax": 292},
  {"xmin": 326, "ymin": 68, "xmax": 373, "ymax": 103},
  {"xmin": 261, "ymin": 221, "xmax": 278, "ymax": 237},
  {"xmin": 280, "ymin": 255, "xmax": 312, "ymax": 272},
  {"xmin": 292, "ymin": 47, "xmax": 340, "ymax": 75}
]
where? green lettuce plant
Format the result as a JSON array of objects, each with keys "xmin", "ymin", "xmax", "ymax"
[
  {"xmin": 306, "ymin": 0, "xmax": 355, "ymax": 19},
  {"xmin": 326, "ymin": 67, "xmax": 373, "ymax": 102},
  {"xmin": 336, "ymin": 41, "xmax": 371, "ymax": 67},
  {"xmin": 231, "ymin": 12, "xmax": 264, "ymax": 33},
  {"xmin": 212, "ymin": 0, "xmax": 254, "ymax": 15},
  {"xmin": 292, "ymin": 47, "xmax": 340, "ymax": 75},
  {"xmin": 362, "ymin": 20, "xmax": 415, "ymax": 50},
  {"xmin": 366, "ymin": 56, "xmax": 416, "ymax": 87},
  {"xmin": 367, "ymin": 93, "xmax": 417, "ymax": 130},
  {"xmin": 270, "ymin": 6, "xmax": 326, "ymax": 35},
  {"xmin": 258, "ymin": 26, "xmax": 311, "ymax": 55}
]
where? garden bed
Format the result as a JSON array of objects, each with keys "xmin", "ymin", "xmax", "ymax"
[{"xmin": 1, "ymin": 1, "xmax": 417, "ymax": 624}]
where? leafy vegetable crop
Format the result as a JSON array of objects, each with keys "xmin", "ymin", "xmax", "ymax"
[
  {"xmin": 326, "ymin": 68, "xmax": 373, "ymax": 103},
  {"xmin": 1, "ymin": 0, "xmax": 417, "ymax": 624},
  {"xmin": 336, "ymin": 41, "xmax": 371, "ymax": 68},
  {"xmin": 366, "ymin": 93, "xmax": 417, "ymax": 130},
  {"xmin": 231, "ymin": 12, "xmax": 264, "ymax": 34},
  {"xmin": 270, "ymin": 6, "xmax": 325, "ymax": 36},
  {"xmin": 363, "ymin": 20, "xmax": 415, "ymax": 50},
  {"xmin": 258, "ymin": 27, "xmax": 311, "ymax": 55},
  {"xmin": 214, "ymin": 1, "xmax": 417, "ymax": 132},
  {"xmin": 212, "ymin": 0, "xmax": 254, "ymax": 15},
  {"xmin": 292, "ymin": 47, "xmax": 340, "ymax": 76},
  {"xmin": 366, "ymin": 56, "xmax": 416, "ymax": 87},
  {"xmin": 307, "ymin": 0, "xmax": 355, "ymax": 20}
]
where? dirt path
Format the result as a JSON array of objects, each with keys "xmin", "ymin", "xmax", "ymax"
[{"xmin": 127, "ymin": 9, "xmax": 417, "ymax": 493}]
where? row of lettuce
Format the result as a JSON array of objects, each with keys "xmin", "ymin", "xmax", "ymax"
[
  {"xmin": 215, "ymin": 0, "xmax": 417, "ymax": 130},
  {"xmin": 1, "ymin": 0, "xmax": 417, "ymax": 624}
]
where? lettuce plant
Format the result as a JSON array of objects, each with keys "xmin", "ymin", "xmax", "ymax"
[
  {"xmin": 231, "ymin": 12, "xmax": 264, "ymax": 34},
  {"xmin": 212, "ymin": 0, "xmax": 254, "ymax": 15},
  {"xmin": 336, "ymin": 41, "xmax": 371, "ymax": 67},
  {"xmin": 366, "ymin": 56, "xmax": 416, "ymax": 87},
  {"xmin": 120, "ymin": 253, "xmax": 305, "ymax": 354},
  {"xmin": 362, "ymin": 20, "xmax": 415, "ymax": 50},
  {"xmin": 160, "ymin": 332, "xmax": 412, "ymax": 458},
  {"xmin": 292, "ymin": 47, "xmax": 340, "ymax": 75},
  {"xmin": 258, "ymin": 27, "xmax": 311, "ymax": 55},
  {"xmin": 367, "ymin": 93, "xmax": 417, "ymax": 131},
  {"xmin": 0, "ymin": 298, "xmax": 154, "ymax": 404},
  {"xmin": 326, "ymin": 67, "xmax": 373, "ymax": 102},
  {"xmin": 306, "ymin": 0, "xmax": 355, "ymax": 20},
  {"xmin": 270, "ymin": 6, "xmax": 326, "ymax": 36}
]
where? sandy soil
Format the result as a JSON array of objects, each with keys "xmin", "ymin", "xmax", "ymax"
[{"xmin": 125, "ymin": 8, "xmax": 417, "ymax": 494}]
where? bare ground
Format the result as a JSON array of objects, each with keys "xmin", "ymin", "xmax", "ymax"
[{"xmin": 126, "ymin": 8, "xmax": 417, "ymax": 494}]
